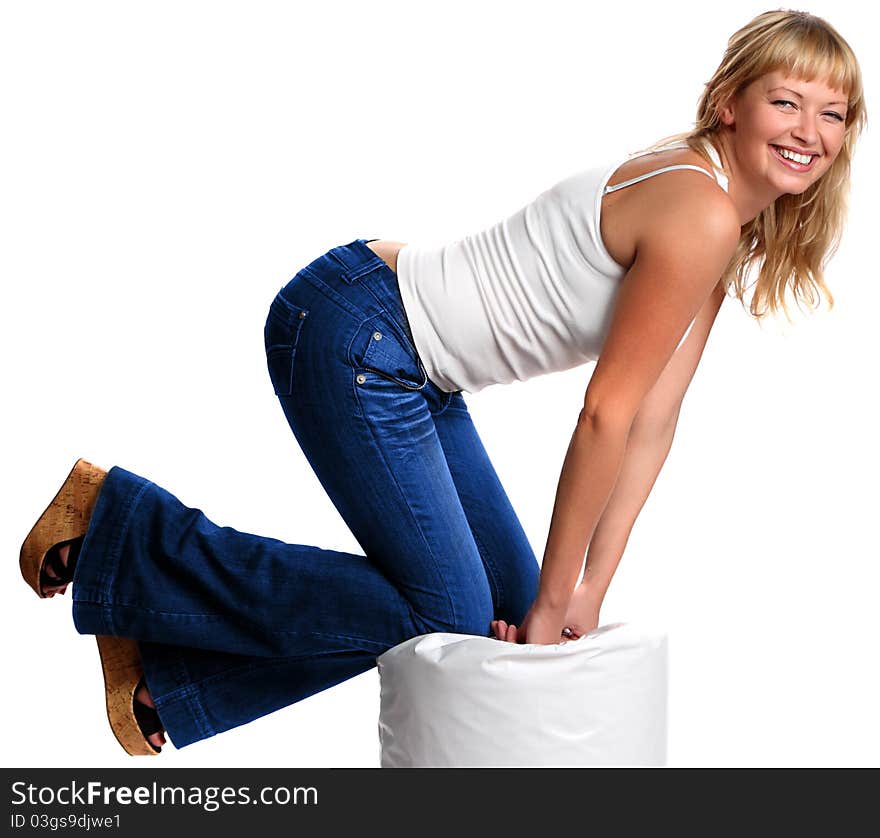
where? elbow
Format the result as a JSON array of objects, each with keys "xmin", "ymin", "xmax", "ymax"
[{"xmin": 578, "ymin": 397, "xmax": 638, "ymax": 436}]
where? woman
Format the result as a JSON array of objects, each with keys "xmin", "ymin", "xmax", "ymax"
[{"xmin": 19, "ymin": 10, "xmax": 866, "ymax": 756}]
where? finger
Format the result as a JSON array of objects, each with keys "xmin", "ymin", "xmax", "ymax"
[{"xmin": 506, "ymin": 623, "xmax": 517, "ymax": 643}]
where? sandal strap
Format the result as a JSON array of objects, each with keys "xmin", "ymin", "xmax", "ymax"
[
  {"xmin": 43, "ymin": 547, "xmax": 67, "ymax": 585},
  {"xmin": 133, "ymin": 697, "xmax": 164, "ymax": 738},
  {"xmin": 40, "ymin": 537, "xmax": 83, "ymax": 587},
  {"xmin": 66, "ymin": 536, "xmax": 83, "ymax": 574},
  {"xmin": 41, "ymin": 547, "xmax": 72, "ymax": 585}
]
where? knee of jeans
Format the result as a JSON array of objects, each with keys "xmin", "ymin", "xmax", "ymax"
[
  {"xmin": 411, "ymin": 576, "xmax": 494, "ymax": 638},
  {"xmin": 496, "ymin": 562, "xmax": 540, "ymax": 627},
  {"xmin": 449, "ymin": 592, "xmax": 495, "ymax": 638}
]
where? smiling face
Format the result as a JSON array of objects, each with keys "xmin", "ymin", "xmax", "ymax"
[{"xmin": 718, "ymin": 70, "xmax": 849, "ymax": 195}]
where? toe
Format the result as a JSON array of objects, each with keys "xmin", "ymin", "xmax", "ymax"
[{"xmin": 135, "ymin": 682, "xmax": 155, "ymax": 709}]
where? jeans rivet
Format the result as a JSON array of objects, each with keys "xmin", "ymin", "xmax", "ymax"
[
  {"xmin": 299, "ymin": 311, "xmax": 307, "ymax": 319},
  {"xmin": 373, "ymin": 332, "xmax": 382, "ymax": 340},
  {"xmin": 356, "ymin": 374, "xmax": 366, "ymax": 384}
]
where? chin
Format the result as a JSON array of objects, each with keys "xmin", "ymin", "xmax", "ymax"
[
  {"xmin": 778, "ymin": 184, "xmax": 815, "ymax": 198},
  {"xmin": 768, "ymin": 164, "xmax": 821, "ymax": 195}
]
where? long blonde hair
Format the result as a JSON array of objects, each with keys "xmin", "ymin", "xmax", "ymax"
[{"xmin": 634, "ymin": 10, "xmax": 868, "ymax": 323}]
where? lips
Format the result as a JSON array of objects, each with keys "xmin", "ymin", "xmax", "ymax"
[{"xmin": 770, "ymin": 144, "xmax": 818, "ymax": 172}]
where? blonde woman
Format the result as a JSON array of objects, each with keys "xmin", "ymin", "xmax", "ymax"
[{"xmin": 20, "ymin": 10, "xmax": 866, "ymax": 755}]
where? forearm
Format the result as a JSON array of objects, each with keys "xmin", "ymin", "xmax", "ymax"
[
  {"xmin": 580, "ymin": 413, "xmax": 679, "ymax": 605},
  {"xmin": 535, "ymin": 414, "xmax": 631, "ymax": 610}
]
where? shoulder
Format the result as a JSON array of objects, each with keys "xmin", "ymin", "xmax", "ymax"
[
  {"xmin": 635, "ymin": 175, "xmax": 740, "ymax": 266},
  {"xmin": 601, "ymin": 147, "xmax": 738, "ymax": 272},
  {"xmin": 607, "ymin": 147, "xmax": 739, "ymax": 258}
]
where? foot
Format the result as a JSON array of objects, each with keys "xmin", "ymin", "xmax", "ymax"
[{"xmin": 134, "ymin": 681, "xmax": 167, "ymax": 750}]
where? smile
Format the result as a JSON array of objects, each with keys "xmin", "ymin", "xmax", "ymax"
[{"xmin": 770, "ymin": 144, "xmax": 818, "ymax": 172}]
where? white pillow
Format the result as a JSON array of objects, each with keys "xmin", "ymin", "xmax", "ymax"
[{"xmin": 376, "ymin": 622, "xmax": 667, "ymax": 767}]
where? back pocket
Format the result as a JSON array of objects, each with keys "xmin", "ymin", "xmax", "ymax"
[{"xmin": 264, "ymin": 294, "xmax": 309, "ymax": 396}]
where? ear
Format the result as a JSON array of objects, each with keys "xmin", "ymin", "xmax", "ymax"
[
  {"xmin": 716, "ymin": 84, "xmax": 742, "ymax": 127},
  {"xmin": 718, "ymin": 94, "xmax": 736, "ymax": 127}
]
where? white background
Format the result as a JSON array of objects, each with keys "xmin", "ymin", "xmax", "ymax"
[{"xmin": 2, "ymin": 0, "xmax": 876, "ymax": 768}]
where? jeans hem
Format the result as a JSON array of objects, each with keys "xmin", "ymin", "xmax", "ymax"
[
  {"xmin": 137, "ymin": 641, "xmax": 217, "ymax": 748},
  {"xmin": 71, "ymin": 465, "xmax": 153, "ymax": 635},
  {"xmin": 149, "ymin": 685, "xmax": 215, "ymax": 748},
  {"xmin": 71, "ymin": 597, "xmax": 114, "ymax": 636}
]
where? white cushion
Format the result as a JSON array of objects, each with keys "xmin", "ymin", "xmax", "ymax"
[{"xmin": 376, "ymin": 622, "xmax": 667, "ymax": 767}]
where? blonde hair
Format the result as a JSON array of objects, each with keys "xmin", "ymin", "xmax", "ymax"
[{"xmin": 634, "ymin": 9, "xmax": 868, "ymax": 323}]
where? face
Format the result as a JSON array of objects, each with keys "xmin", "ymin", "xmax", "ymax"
[{"xmin": 719, "ymin": 70, "xmax": 848, "ymax": 195}]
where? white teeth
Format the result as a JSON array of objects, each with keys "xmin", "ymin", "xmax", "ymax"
[{"xmin": 774, "ymin": 146, "xmax": 813, "ymax": 165}]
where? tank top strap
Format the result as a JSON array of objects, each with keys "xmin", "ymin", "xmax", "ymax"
[
  {"xmin": 605, "ymin": 139, "xmax": 727, "ymax": 194},
  {"xmin": 603, "ymin": 163, "xmax": 717, "ymax": 194}
]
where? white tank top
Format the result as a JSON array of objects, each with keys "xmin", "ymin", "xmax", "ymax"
[{"xmin": 395, "ymin": 140, "xmax": 729, "ymax": 394}]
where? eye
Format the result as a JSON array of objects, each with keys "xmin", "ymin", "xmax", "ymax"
[{"xmin": 772, "ymin": 99, "xmax": 845, "ymax": 122}]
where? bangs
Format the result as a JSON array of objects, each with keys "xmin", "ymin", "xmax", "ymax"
[{"xmin": 757, "ymin": 21, "xmax": 858, "ymax": 103}]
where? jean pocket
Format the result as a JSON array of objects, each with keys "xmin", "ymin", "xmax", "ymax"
[
  {"xmin": 264, "ymin": 294, "xmax": 309, "ymax": 396},
  {"xmin": 347, "ymin": 313, "xmax": 428, "ymax": 391}
]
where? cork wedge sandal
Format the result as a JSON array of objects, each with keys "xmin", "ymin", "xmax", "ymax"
[
  {"xmin": 19, "ymin": 457, "xmax": 107, "ymax": 598},
  {"xmin": 40, "ymin": 566, "xmax": 164, "ymax": 754},
  {"xmin": 20, "ymin": 458, "xmax": 163, "ymax": 755},
  {"xmin": 96, "ymin": 636, "xmax": 163, "ymax": 756}
]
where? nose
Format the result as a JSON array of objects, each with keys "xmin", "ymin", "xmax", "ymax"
[{"xmin": 790, "ymin": 110, "xmax": 821, "ymax": 151}]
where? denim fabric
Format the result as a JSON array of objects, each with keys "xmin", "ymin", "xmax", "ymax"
[{"xmin": 70, "ymin": 238, "xmax": 540, "ymax": 749}]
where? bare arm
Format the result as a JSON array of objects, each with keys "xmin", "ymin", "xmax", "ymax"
[
  {"xmin": 580, "ymin": 281, "xmax": 727, "ymax": 606},
  {"xmin": 532, "ymin": 194, "xmax": 739, "ymax": 627}
]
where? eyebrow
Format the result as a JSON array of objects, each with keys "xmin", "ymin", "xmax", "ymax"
[{"xmin": 770, "ymin": 86, "xmax": 848, "ymax": 107}]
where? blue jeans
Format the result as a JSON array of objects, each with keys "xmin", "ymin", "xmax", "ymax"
[{"xmin": 70, "ymin": 238, "xmax": 540, "ymax": 749}]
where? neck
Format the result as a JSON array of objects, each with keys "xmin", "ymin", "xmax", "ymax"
[{"xmin": 711, "ymin": 129, "xmax": 783, "ymax": 227}]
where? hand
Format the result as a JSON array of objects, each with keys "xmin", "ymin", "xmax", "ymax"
[
  {"xmin": 490, "ymin": 600, "xmax": 567, "ymax": 645},
  {"xmin": 558, "ymin": 584, "xmax": 601, "ymax": 641},
  {"xmin": 491, "ymin": 586, "xmax": 602, "ymax": 645}
]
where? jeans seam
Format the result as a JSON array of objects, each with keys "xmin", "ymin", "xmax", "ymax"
[
  {"xmin": 153, "ymin": 683, "xmax": 216, "ymax": 741},
  {"xmin": 84, "ymin": 600, "xmax": 393, "ymax": 653},
  {"xmin": 306, "ymin": 630, "xmax": 391, "ymax": 652},
  {"xmin": 298, "ymin": 267, "xmax": 369, "ymax": 321},
  {"xmin": 350, "ymin": 385, "xmax": 460, "ymax": 631},
  {"xmin": 469, "ymin": 528, "xmax": 506, "ymax": 616},
  {"xmin": 154, "ymin": 650, "xmax": 375, "ymax": 709},
  {"xmin": 74, "ymin": 599, "xmax": 228, "ymax": 620},
  {"xmin": 431, "ymin": 390, "xmax": 456, "ymax": 416}
]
